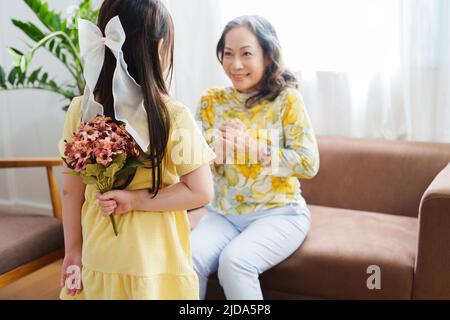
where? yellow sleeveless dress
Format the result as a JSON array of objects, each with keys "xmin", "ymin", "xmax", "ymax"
[{"xmin": 58, "ymin": 96, "xmax": 215, "ymax": 299}]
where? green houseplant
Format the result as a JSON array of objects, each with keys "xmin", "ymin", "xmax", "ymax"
[{"xmin": 0, "ymin": 0, "xmax": 99, "ymax": 109}]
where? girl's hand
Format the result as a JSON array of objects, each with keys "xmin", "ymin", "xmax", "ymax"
[
  {"xmin": 96, "ymin": 190, "xmax": 137, "ymax": 216},
  {"xmin": 60, "ymin": 253, "xmax": 83, "ymax": 296}
]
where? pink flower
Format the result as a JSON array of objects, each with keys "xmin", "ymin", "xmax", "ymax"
[
  {"xmin": 96, "ymin": 149, "xmax": 113, "ymax": 166},
  {"xmin": 63, "ymin": 115, "xmax": 141, "ymax": 173}
]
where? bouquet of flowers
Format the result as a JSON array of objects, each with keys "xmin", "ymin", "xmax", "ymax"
[{"xmin": 62, "ymin": 115, "xmax": 143, "ymax": 236}]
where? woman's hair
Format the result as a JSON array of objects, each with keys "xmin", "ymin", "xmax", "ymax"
[
  {"xmin": 216, "ymin": 15, "xmax": 298, "ymax": 108},
  {"xmin": 95, "ymin": 0, "xmax": 174, "ymax": 196}
]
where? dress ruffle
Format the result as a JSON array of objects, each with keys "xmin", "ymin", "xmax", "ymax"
[{"xmin": 60, "ymin": 266, "xmax": 199, "ymax": 300}]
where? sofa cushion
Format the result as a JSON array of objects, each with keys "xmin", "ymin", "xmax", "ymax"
[
  {"xmin": 260, "ymin": 205, "xmax": 418, "ymax": 299},
  {"xmin": 206, "ymin": 205, "xmax": 418, "ymax": 299},
  {"xmin": 0, "ymin": 213, "xmax": 64, "ymax": 274}
]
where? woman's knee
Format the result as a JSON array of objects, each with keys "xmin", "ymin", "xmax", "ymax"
[{"xmin": 217, "ymin": 244, "xmax": 255, "ymax": 281}]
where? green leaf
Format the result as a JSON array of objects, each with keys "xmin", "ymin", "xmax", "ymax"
[
  {"xmin": 52, "ymin": 13, "xmax": 61, "ymax": 30},
  {"xmin": 28, "ymin": 67, "xmax": 41, "ymax": 83},
  {"xmin": 19, "ymin": 56, "xmax": 28, "ymax": 73},
  {"xmin": 7, "ymin": 47, "xmax": 24, "ymax": 67},
  {"xmin": 39, "ymin": 3, "xmax": 49, "ymax": 21},
  {"xmin": 105, "ymin": 153, "xmax": 127, "ymax": 178},
  {"xmin": 81, "ymin": 176, "xmax": 98, "ymax": 185},
  {"xmin": 27, "ymin": 0, "xmax": 40, "ymax": 13},
  {"xmin": 17, "ymin": 69, "xmax": 26, "ymax": 85},
  {"xmin": 55, "ymin": 45, "xmax": 61, "ymax": 58},
  {"xmin": 41, "ymin": 72, "xmax": 48, "ymax": 82},
  {"xmin": 24, "ymin": 0, "xmax": 60, "ymax": 33},
  {"xmin": 105, "ymin": 163, "xmax": 121, "ymax": 178},
  {"xmin": 114, "ymin": 157, "xmax": 143, "ymax": 181},
  {"xmin": 8, "ymin": 67, "xmax": 19, "ymax": 85},
  {"xmin": 11, "ymin": 20, "xmax": 46, "ymax": 42},
  {"xmin": 0, "ymin": 66, "xmax": 5, "ymax": 86},
  {"xmin": 48, "ymin": 38, "xmax": 55, "ymax": 52},
  {"xmin": 48, "ymin": 79, "xmax": 57, "ymax": 88},
  {"xmin": 85, "ymin": 163, "xmax": 104, "ymax": 178}
]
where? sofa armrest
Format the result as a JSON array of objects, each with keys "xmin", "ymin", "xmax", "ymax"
[
  {"xmin": 0, "ymin": 158, "xmax": 63, "ymax": 220},
  {"xmin": 413, "ymin": 162, "xmax": 450, "ymax": 299}
]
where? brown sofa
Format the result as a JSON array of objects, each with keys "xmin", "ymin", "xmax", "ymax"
[
  {"xmin": 205, "ymin": 136, "xmax": 450, "ymax": 300},
  {"xmin": 0, "ymin": 158, "xmax": 64, "ymax": 288}
]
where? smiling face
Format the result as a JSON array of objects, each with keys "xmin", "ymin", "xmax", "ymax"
[{"xmin": 222, "ymin": 26, "xmax": 267, "ymax": 93}]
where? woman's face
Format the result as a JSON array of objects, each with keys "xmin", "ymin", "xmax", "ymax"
[{"xmin": 222, "ymin": 26, "xmax": 266, "ymax": 93}]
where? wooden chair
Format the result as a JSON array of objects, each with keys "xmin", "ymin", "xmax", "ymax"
[{"xmin": 0, "ymin": 158, "xmax": 64, "ymax": 288}]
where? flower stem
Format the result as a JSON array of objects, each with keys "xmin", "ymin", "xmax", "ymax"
[
  {"xmin": 100, "ymin": 188, "xmax": 119, "ymax": 236},
  {"xmin": 109, "ymin": 215, "xmax": 118, "ymax": 236}
]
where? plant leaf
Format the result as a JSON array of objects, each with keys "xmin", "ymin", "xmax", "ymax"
[
  {"xmin": 7, "ymin": 47, "xmax": 24, "ymax": 67},
  {"xmin": 48, "ymin": 38, "xmax": 55, "ymax": 52},
  {"xmin": 11, "ymin": 19, "xmax": 46, "ymax": 42},
  {"xmin": 8, "ymin": 67, "xmax": 19, "ymax": 85},
  {"xmin": 0, "ymin": 66, "xmax": 5, "ymax": 86},
  {"xmin": 27, "ymin": 67, "xmax": 41, "ymax": 84},
  {"xmin": 55, "ymin": 45, "xmax": 61, "ymax": 58},
  {"xmin": 19, "ymin": 56, "xmax": 28, "ymax": 73},
  {"xmin": 24, "ymin": 0, "xmax": 62, "ymax": 33}
]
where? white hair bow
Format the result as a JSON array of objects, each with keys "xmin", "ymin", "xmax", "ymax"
[{"xmin": 78, "ymin": 16, "xmax": 149, "ymax": 152}]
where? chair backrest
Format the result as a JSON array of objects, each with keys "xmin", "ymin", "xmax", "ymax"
[{"xmin": 301, "ymin": 136, "xmax": 450, "ymax": 218}]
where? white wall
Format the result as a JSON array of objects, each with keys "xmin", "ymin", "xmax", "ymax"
[{"xmin": 0, "ymin": 0, "xmax": 101, "ymax": 216}]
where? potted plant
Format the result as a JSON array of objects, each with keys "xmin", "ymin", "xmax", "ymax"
[{"xmin": 0, "ymin": 0, "xmax": 99, "ymax": 109}]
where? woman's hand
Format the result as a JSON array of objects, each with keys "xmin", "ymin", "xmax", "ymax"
[
  {"xmin": 220, "ymin": 119, "xmax": 259, "ymax": 160},
  {"xmin": 60, "ymin": 252, "xmax": 83, "ymax": 296},
  {"xmin": 96, "ymin": 190, "xmax": 141, "ymax": 216}
]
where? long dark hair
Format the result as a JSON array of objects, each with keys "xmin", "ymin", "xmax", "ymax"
[
  {"xmin": 95, "ymin": 0, "xmax": 174, "ymax": 196},
  {"xmin": 216, "ymin": 15, "xmax": 298, "ymax": 108}
]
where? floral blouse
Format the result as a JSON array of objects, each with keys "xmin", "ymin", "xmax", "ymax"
[{"xmin": 197, "ymin": 86, "xmax": 319, "ymax": 215}]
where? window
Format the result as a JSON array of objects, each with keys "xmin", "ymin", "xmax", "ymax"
[{"xmin": 220, "ymin": 0, "xmax": 400, "ymax": 72}]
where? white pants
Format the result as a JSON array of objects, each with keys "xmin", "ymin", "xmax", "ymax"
[{"xmin": 190, "ymin": 204, "xmax": 311, "ymax": 300}]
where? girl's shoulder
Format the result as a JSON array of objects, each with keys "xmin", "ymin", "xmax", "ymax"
[
  {"xmin": 163, "ymin": 96, "xmax": 196, "ymax": 127},
  {"xmin": 163, "ymin": 95, "xmax": 191, "ymax": 114},
  {"xmin": 68, "ymin": 96, "xmax": 84, "ymax": 113},
  {"xmin": 65, "ymin": 96, "xmax": 84, "ymax": 125}
]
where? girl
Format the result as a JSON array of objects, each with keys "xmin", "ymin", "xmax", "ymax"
[
  {"xmin": 191, "ymin": 15, "xmax": 320, "ymax": 299},
  {"xmin": 59, "ymin": 0, "xmax": 215, "ymax": 300}
]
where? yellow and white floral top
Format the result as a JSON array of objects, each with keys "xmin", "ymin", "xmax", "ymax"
[{"xmin": 197, "ymin": 86, "xmax": 319, "ymax": 216}]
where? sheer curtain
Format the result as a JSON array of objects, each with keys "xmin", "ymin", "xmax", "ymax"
[{"xmin": 167, "ymin": 0, "xmax": 450, "ymax": 142}]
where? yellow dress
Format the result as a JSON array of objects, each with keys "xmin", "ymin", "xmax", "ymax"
[{"xmin": 58, "ymin": 96, "xmax": 215, "ymax": 300}]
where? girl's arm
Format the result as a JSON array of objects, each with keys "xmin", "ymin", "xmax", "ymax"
[
  {"xmin": 97, "ymin": 163, "xmax": 213, "ymax": 214},
  {"xmin": 60, "ymin": 163, "xmax": 85, "ymax": 296}
]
